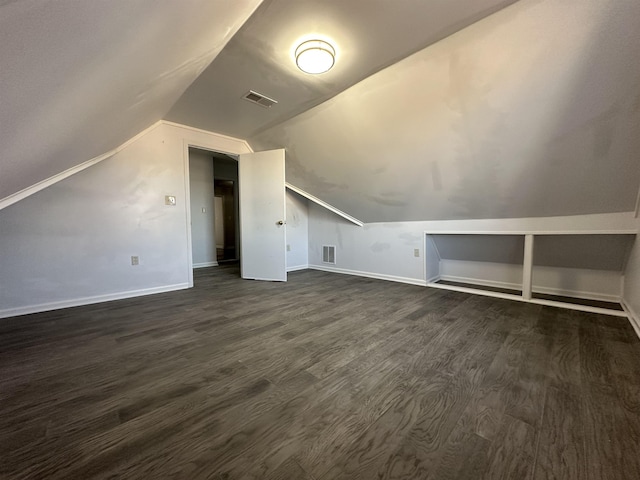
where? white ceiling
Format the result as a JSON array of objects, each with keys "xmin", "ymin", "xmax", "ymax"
[
  {"xmin": 250, "ymin": 0, "xmax": 640, "ymax": 221},
  {"xmin": 2, "ymin": 0, "xmax": 639, "ymax": 223},
  {"xmin": 166, "ymin": 0, "xmax": 518, "ymax": 139},
  {"xmin": 0, "ymin": 0, "xmax": 261, "ymax": 200}
]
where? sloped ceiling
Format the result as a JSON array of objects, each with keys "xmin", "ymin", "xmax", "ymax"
[
  {"xmin": 248, "ymin": 0, "xmax": 640, "ymax": 222},
  {"xmin": 3, "ymin": 0, "xmax": 639, "ymax": 224},
  {"xmin": 166, "ymin": 0, "xmax": 518, "ymax": 140},
  {"xmin": 0, "ymin": 0, "xmax": 262, "ymax": 201}
]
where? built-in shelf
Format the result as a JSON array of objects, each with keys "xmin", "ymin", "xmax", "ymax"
[{"xmin": 425, "ymin": 231, "xmax": 636, "ymax": 317}]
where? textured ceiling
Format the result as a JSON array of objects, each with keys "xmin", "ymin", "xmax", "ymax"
[
  {"xmin": 165, "ymin": 0, "xmax": 518, "ymax": 139},
  {"xmin": 0, "ymin": 0, "xmax": 262, "ymax": 201},
  {"xmin": 2, "ymin": 0, "xmax": 639, "ymax": 224},
  {"xmin": 250, "ymin": 0, "xmax": 640, "ymax": 222}
]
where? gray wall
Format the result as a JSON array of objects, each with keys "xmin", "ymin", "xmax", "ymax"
[{"xmin": 431, "ymin": 235, "xmax": 525, "ymax": 265}]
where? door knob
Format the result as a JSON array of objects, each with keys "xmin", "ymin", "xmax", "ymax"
[{"xmin": 277, "ymin": 220, "xmax": 286, "ymax": 225}]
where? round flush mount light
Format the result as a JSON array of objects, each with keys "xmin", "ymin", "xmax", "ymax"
[{"xmin": 295, "ymin": 39, "xmax": 335, "ymax": 74}]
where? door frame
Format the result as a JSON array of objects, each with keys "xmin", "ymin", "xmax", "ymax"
[{"xmin": 182, "ymin": 138, "xmax": 247, "ymax": 287}]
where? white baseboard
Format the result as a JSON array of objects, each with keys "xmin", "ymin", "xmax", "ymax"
[
  {"xmin": 427, "ymin": 281, "xmax": 522, "ymax": 301},
  {"xmin": 193, "ymin": 261, "xmax": 218, "ymax": 268},
  {"xmin": 439, "ymin": 275, "xmax": 621, "ymax": 304},
  {"xmin": 309, "ymin": 264, "xmax": 426, "ymax": 287},
  {"xmin": 0, "ymin": 283, "xmax": 190, "ymax": 319},
  {"xmin": 426, "ymin": 274, "xmax": 441, "ymax": 284},
  {"xmin": 621, "ymin": 299, "xmax": 640, "ymax": 339},
  {"xmin": 287, "ymin": 264, "xmax": 309, "ymax": 272},
  {"xmin": 428, "ymin": 281, "xmax": 627, "ymax": 317}
]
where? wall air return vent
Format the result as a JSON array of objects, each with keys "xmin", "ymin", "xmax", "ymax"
[
  {"xmin": 243, "ymin": 90, "xmax": 278, "ymax": 108},
  {"xmin": 322, "ymin": 245, "xmax": 336, "ymax": 264}
]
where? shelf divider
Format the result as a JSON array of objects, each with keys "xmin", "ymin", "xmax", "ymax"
[{"xmin": 522, "ymin": 234, "xmax": 534, "ymax": 300}]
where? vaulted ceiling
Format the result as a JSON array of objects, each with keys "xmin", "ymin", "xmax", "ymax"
[
  {"xmin": 0, "ymin": 0, "xmax": 262, "ymax": 200},
  {"xmin": 2, "ymin": 0, "xmax": 639, "ymax": 222}
]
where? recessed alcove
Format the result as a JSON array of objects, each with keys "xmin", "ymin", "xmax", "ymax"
[{"xmin": 425, "ymin": 231, "xmax": 636, "ymax": 316}]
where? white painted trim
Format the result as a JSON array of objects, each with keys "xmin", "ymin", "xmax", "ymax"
[
  {"xmin": 193, "ymin": 261, "xmax": 219, "ymax": 268},
  {"xmin": 426, "ymin": 282, "xmax": 522, "ymax": 301},
  {"xmin": 285, "ymin": 183, "xmax": 364, "ymax": 227},
  {"xmin": 0, "ymin": 121, "xmax": 163, "ymax": 211},
  {"xmin": 439, "ymin": 275, "xmax": 521, "ymax": 293},
  {"xmin": 529, "ymin": 299, "xmax": 627, "ymax": 317},
  {"xmin": 161, "ymin": 120, "xmax": 253, "ymax": 153},
  {"xmin": 287, "ymin": 264, "xmax": 309, "ymax": 272},
  {"xmin": 183, "ymin": 140, "xmax": 195, "ymax": 288},
  {"xmin": 0, "ymin": 283, "xmax": 190, "ymax": 320},
  {"xmin": 424, "ymin": 230, "xmax": 638, "ymax": 235},
  {"xmin": 530, "ymin": 286, "xmax": 621, "ymax": 303},
  {"xmin": 439, "ymin": 275, "xmax": 621, "ymax": 303},
  {"xmin": 309, "ymin": 264, "xmax": 426, "ymax": 287},
  {"xmin": 181, "ymin": 128, "xmax": 253, "ymax": 288},
  {"xmin": 522, "ymin": 234, "xmax": 534, "ymax": 300},
  {"xmin": 427, "ymin": 282, "xmax": 627, "ymax": 317},
  {"xmin": 621, "ymin": 299, "xmax": 640, "ymax": 339},
  {"xmin": 426, "ymin": 274, "xmax": 442, "ymax": 283},
  {"xmin": 634, "ymin": 181, "xmax": 640, "ymax": 218}
]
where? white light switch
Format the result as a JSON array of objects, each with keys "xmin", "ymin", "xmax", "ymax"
[
  {"xmin": 165, "ymin": 195, "xmax": 176, "ymax": 206},
  {"xmin": 202, "ymin": 207, "xmax": 206, "ymax": 213},
  {"xmin": 414, "ymin": 249, "xmax": 420, "ymax": 257}
]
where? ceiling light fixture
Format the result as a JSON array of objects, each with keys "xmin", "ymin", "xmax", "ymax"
[{"xmin": 295, "ymin": 39, "xmax": 335, "ymax": 74}]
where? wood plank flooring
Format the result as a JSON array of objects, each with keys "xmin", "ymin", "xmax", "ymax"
[{"xmin": 1, "ymin": 265, "xmax": 640, "ymax": 479}]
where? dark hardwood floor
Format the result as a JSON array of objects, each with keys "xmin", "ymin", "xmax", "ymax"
[{"xmin": 1, "ymin": 265, "xmax": 640, "ymax": 479}]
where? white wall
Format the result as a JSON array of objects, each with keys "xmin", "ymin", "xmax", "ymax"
[
  {"xmin": 1, "ymin": 0, "xmax": 262, "ymax": 203},
  {"xmin": 285, "ymin": 190, "xmax": 308, "ymax": 271},
  {"xmin": 0, "ymin": 122, "xmax": 251, "ymax": 318},
  {"xmin": 308, "ymin": 203, "xmax": 638, "ymax": 295},
  {"xmin": 623, "ymin": 215, "xmax": 640, "ymax": 333},
  {"xmin": 307, "ymin": 203, "xmax": 426, "ymax": 285},
  {"xmin": 189, "ymin": 149, "xmax": 217, "ymax": 267}
]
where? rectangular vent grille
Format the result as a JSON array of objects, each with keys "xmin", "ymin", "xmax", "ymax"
[
  {"xmin": 322, "ymin": 245, "xmax": 336, "ymax": 264},
  {"xmin": 243, "ymin": 90, "xmax": 278, "ymax": 108}
]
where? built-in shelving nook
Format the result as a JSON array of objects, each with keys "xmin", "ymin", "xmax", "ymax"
[{"xmin": 425, "ymin": 231, "xmax": 637, "ymax": 316}]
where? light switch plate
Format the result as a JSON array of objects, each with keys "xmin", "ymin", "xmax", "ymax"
[{"xmin": 165, "ymin": 195, "xmax": 176, "ymax": 206}]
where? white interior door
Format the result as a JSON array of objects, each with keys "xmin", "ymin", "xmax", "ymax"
[{"xmin": 239, "ymin": 149, "xmax": 286, "ymax": 281}]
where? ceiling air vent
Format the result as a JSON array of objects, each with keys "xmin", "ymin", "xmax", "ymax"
[{"xmin": 243, "ymin": 90, "xmax": 278, "ymax": 108}]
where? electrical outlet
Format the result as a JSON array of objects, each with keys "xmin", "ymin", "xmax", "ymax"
[
  {"xmin": 414, "ymin": 249, "xmax": 420, "ymax": 257},
  {"xmin": 131, "ymin": 256, "xmax": 139, "ymax": 266},
  {"xmin": 201, "ymin": 207, "xmax": 206, "ymax": 213},
  {"xmin": 165, "ymin": 195, "xmax": 176, "ymax": 206},
  {"xmin": 287, "ymin": 244, "xmax": 291, "ymax": 251}
]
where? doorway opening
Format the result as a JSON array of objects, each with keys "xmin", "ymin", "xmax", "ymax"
[
  {"xmin": 188, "ymin": 147, "xmax": 239, "ymax": 272},
  {"xmin": 214, "ymin": 178, "xmax": 238, "ymax": 263}
]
